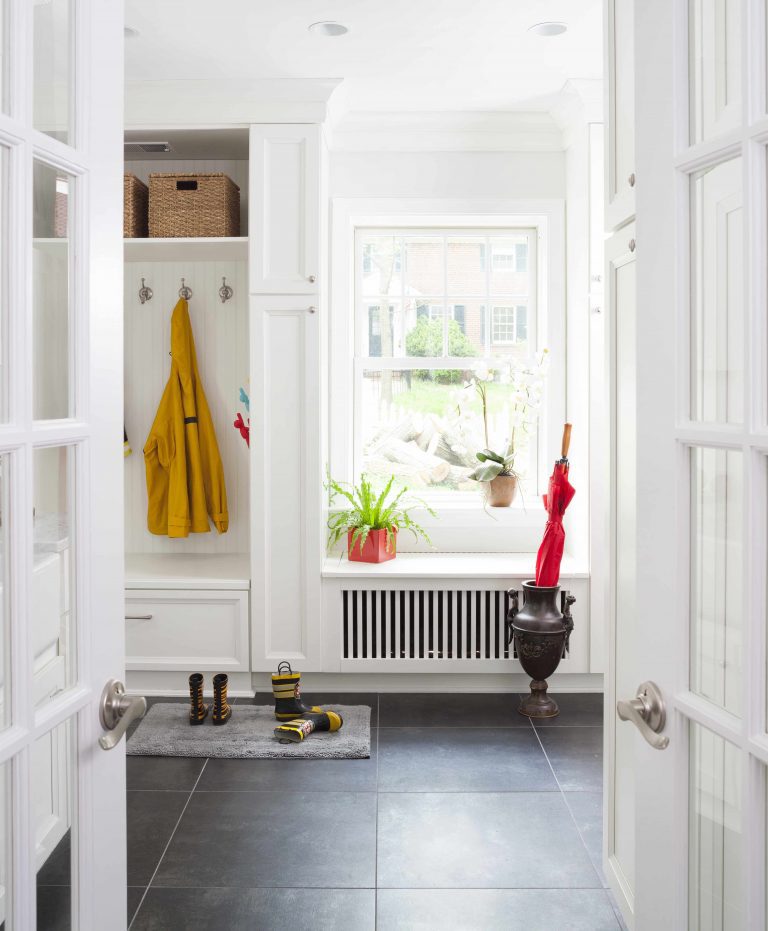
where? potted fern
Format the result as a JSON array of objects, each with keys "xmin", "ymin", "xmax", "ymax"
[{"xmin": 326, "ymin": 473, "xmax": 434, "ymax": 563}]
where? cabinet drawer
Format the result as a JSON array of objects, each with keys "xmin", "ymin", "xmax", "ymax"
[{"xmin": 125, "ymin": 590, "xmax": 249, "ymax": 672}]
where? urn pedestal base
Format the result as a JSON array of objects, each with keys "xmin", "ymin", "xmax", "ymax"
[{"xmin": 518, "ymin": 679, "xmax": 559, "ymax": 718}]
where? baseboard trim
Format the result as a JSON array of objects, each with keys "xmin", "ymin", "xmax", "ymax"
[{"xmin": 127, "ymin": 670, "xmax": 603, "ymax": 696}]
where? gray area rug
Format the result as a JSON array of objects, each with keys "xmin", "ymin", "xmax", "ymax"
[{"xmin": 127, "ymin": 703, "xmax": 371, "ymax": 759}]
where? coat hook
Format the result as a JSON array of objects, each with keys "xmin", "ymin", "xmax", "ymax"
[
  {"xmin": 179, "ymin": 277, "xmax": 193, "ymax": 300},
  {"xmin": 219, "ymin": 276, "xmax": 234, "ymax": 304},
  {"xmin": 138, "ymin": 277, "xmax": 153, "ymax": 304}
]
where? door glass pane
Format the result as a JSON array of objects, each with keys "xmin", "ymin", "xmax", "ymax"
[
  {"xmin": 0, "ymin": 145, "xmax": 8, "ymax": 422},
  {"xmin": 34, "ymin": 720, "xmax": 74, "ymax": 930},
  {"xmin": 0, "ymin": 762, "xmax": 10, "ymax": 927},
  {"xmin": 690, "ymin": 158, "xmax": 743, "ymax": 424},
  {"xmin": 33, "ymin": 446, "xmax": 75, "ymax": 706},
  {"xmin": 33, "ymin": 161, "xmax": 73, "ymax": 421},
  {"xmin": 0, "ymin": 455, "xmax": 9, "ymax": 732},
  {"xmin": 689, "ymin": 724, "xmax": 743, "ymax": 930},
  {"xmin": 0, "ymin": 0, "xmax": 5, "ymax": 115},
  {"xmin": 689, "ymin": 0, "xmax": 741, "ymax": 143},
  {"xmin": 33, "ymin": 0, "xmax": 71, "ymax": 144},
  {"xmin": 690, "ymin": 447, "xmax": 742, "ymax": 716}
]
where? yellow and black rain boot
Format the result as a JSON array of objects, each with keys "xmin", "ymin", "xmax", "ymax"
[
  {"xmin": 212, "ymin": 673, "xmax": 232, "ymax": 726},
  {"xmin": 272, "ymin": 661, "xmax": 322, "ymax": 721},
  {"xmin": 189, "ymin": 673, "xmax": 209, "ymax": 726},
  {"xmin": 274, "ymin": 711, "xmax": 343, "ymax": 744}
]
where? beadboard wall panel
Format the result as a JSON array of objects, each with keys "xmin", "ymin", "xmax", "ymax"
[
  {"xmin": 124, "ymin": 159, "xmax": 249, "ymax": 233},
  {"xmin": 124, "ymin": 260, "xmax": 249, "ymax": 555}
]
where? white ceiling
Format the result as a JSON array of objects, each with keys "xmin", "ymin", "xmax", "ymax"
[{"xmin": 124, "ymin": 0, "xmax": 602, "ymax": 113}]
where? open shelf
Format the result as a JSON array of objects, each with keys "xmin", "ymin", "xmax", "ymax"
[
  {"xmin": 126, "ymin": 553, "xmax": 251, "ymax": 590},
  {"xmin": 124, "ymin": 237, "xmax": 248, "ymax": 262}
]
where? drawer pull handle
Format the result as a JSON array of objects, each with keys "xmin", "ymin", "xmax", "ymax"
[{"xmin": 126, "ymin": 614, "xmax": 153, "ymax": 620}]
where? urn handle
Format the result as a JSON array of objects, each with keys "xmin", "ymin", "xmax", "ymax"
[
  {"xmin": 561, "ymin": 591, "xmax": 576, "ymax": 655},
  {"xmin": 506, "ymin": 589, "xmax": 519, "ymax": 647}
]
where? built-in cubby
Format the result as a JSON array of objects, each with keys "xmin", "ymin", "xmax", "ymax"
[
  {"xmin": 123, "ymin": 121, "xmax": 327, "ymax": 691},
  {"xmin": 123, "ymin": 128, "xmax": 253, "ymax": 682}
]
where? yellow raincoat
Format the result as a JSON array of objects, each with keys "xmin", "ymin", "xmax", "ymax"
[{"xmin": 144, "ymin": 299, "xmax": 228, "ymax": 537}]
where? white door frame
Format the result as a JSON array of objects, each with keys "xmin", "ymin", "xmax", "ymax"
[{"xmin": 0, "ymin": 0, "xmax": 125, "ymax": 926}]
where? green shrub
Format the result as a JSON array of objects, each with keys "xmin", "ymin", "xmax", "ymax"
[{"xmin": 405, "ymin": 317, "xmax": 477, "ymax": 383}]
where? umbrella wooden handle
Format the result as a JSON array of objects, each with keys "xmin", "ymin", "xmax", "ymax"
[{"xmin": 561, "ymin": 423, "xmax": 572, "ymax": 459}]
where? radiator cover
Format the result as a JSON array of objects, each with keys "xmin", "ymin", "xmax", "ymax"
[{"xmin": 341, "ymin": 588, "xmax": 532, "ymax": 662}]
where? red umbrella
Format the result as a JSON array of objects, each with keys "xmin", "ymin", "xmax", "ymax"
[{"xmin": 535, "ymin": 424, "xmax": 576, "ymax": 587}]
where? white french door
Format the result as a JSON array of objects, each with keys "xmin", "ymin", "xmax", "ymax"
[
  {"xmin": 0, "ymin": 0, "xmax": 126, "ymax": 928},
  {"xmin": 611, "ymin": 0, "xmax": 768, "ymax": 927}
]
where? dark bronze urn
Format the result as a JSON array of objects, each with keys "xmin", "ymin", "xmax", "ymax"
[{"xmin": 507, "ymin": 580, "xmax": 575, "ymax": 718}]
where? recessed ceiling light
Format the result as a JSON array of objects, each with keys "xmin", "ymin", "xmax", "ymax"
[
  {"xmin": 308, "ymin": 21, "xmax": 349, "ymax": 37},
  {"xmin": 528, "ymin": 22, "xmax": 568, "ymax": 37},
  {"xmin": 124, "ymin": 26, "xmax": 140, "ymax": 39}
]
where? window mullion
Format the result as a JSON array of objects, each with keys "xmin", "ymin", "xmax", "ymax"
[{"xmin": 484, "ymin": 234, "xmax": 491, "ymax": 355}]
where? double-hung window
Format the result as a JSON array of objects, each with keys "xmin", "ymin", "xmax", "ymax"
[{"xmin": 354, "ymin": 228, "xmax": 543, "ymax": 504}]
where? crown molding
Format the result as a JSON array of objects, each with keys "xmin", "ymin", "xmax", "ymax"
[
  {"xmin": 125, "ymin": 78, "xmax": 343, "ymax": 126},
  {"xmin": 551, "ymin": 79, "xmax": 604, "ymax": 149},
  {"xmin": 328, "ymin": 110, "xmax": 565, "ymax": 152}
]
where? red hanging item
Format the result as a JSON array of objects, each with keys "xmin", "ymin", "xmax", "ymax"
[{"xmin": 535, "ymin": 424, "xmax": 576, "ymax": 587}]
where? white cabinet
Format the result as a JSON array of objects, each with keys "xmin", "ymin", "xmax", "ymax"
[
  {"xmin": 249, "ymin": 125, "xmax": 321, "ymax": 293},
  {"xmin": 605, "ymin": 0, "xmax": 635, "ymax": 230},
  {"xmin": 250, "ymin": 295, "xmax": 323, "ymax": 671},
  {"xmin": 126, "ymin": 589, "xmax": 250, "ymax": 672}
]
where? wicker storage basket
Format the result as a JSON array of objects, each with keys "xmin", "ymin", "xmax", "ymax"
[
  {"xmin": 123, "ymin": 173, "xmax": 149, "ymax": 238},
  {"xmin": 148, "ymin": 172, "xmax": 240, "ymax": 238}
]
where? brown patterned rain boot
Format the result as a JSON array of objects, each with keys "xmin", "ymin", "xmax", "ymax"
[
  {"xmin": 189, "ymin": 673, "xmax": 209, "ymax": 726},
  {"xmin": 272, "ymin": 661, "xmax": 322, "ymax": 720},
  {"xmin": 212, "ymin": 673, "xmax": 232, "ymax": 726}
]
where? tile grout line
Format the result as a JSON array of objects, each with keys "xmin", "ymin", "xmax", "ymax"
[
  {"xmin": 127, "ymin": 757, "xmax": 210, "ymax": 931},
  {"xmin": 529, "ymin": 721, "xmax": 610, "ymax": 901}
]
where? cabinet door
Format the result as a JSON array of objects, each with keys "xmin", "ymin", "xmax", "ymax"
[
  {"xmin": 605, "ymin": 0, "xmax": 635, "ymax": 230},
  {"xmin": 250, "ymin": 296, "xmax": 323, "ymax": 670},
  {"xmin": 249, "ymin": 125, "xmax": 321, "ymax": 293}
]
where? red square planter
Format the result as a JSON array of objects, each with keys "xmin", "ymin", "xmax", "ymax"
[{"xmin": 347, "ymin": 528, "xmax": 397, "ymax": 563}]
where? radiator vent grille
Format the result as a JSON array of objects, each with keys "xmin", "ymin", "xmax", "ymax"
[{"xmin": 342, "ymin": 589, "xmax": 515, "ymax": 661}]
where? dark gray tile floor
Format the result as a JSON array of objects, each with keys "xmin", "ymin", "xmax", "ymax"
[{"xmin": 43, "ymin": 691, "xmax": 623, "ymax": 930}]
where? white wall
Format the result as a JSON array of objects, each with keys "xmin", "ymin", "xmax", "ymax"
[
  {"xmin": 124, "ymin": 260, "xmax": 250, "ymax": 555},
  {"xmin": 329, "ymin": 151, "xmax": 565, "ymax": 199}
]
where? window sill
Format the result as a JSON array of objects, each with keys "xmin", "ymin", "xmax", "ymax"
[{"xmin": 322, "ymin": 552, "xmax": 588, "ymax": 580}]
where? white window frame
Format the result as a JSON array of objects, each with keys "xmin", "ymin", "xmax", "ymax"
[{"xmin": 329, "ymin": 198, "xmax": 566, "ymax": 553}]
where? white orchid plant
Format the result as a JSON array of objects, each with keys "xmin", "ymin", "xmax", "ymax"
[{"xmin": 462, "ymin": 352, "xmax": 549, "ymax": 484}]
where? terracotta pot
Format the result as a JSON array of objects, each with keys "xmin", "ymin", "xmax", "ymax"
[
  {"xmin": 347, "ymin": 528, "xmax": 397, "ymax": 563},
  {"xmin": 487, "ymin": 474, "xmax": 518, "ymax": 506}
]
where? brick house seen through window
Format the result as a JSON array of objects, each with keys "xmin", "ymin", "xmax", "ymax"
[{"xmin": 355, "ymin": 228, "xmax": 540, "ymax": 499}]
